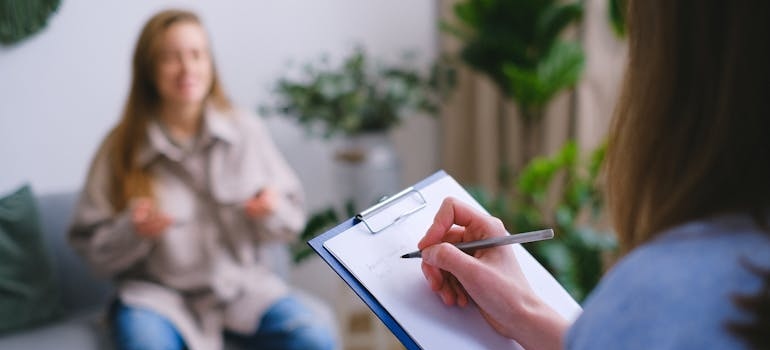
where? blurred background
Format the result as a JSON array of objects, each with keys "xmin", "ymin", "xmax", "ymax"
[
  {"xmin": 0, "ymin": 0, "xmax": 441, "ymax": 209},
  {"xmin": 0, "ymin": 0, "xmax": 627, "ymax": 349}
]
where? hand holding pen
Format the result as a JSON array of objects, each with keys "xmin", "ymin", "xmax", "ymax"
[{"xmin": 417, "ymin": 197, "xmax": 568, "ymax": 347}]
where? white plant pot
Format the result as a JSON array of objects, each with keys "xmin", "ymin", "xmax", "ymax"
[{"xmin": 334, "ymin": 132, "xmax": 402, "ymax": 212}]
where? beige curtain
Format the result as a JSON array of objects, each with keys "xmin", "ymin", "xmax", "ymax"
[{"xmin": 439, "ymin": 0, "xmax": 627, "ymax": 190}]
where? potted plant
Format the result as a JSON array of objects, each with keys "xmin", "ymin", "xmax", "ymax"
[
  {"xmin": 263, "ymin": 46, "xmax": 451, "ymax": 210},
  {"xmin": 443, "ymin": 0, "xmax": 585, "ymax": 174},
  {"xmin": 470, "ymin": 141, "xmax": 616, "ymax": 302},
  {"xmin": 263, "ymin": 46, "xmax": 446, "ymax": 138}
]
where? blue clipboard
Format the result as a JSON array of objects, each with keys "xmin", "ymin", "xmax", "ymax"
[{"xmin": 307, "ymin": 170, "xmax": 448, "ymax": 350}]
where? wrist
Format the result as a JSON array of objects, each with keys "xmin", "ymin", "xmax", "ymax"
[{"xmin": 510, "ymin": 292, "xmax": 570, "ymax": 350}]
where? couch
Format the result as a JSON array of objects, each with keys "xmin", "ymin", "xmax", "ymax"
[{"xmin": 0, "ymin": 191, "xmax": 336, "ymax": 349}]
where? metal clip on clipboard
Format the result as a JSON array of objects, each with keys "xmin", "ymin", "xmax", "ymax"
[{"xmin": 355, "ymin": 187, "xmax": 427, "ymax": 234}]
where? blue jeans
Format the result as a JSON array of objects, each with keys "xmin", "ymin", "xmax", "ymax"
[{"xmin": 111, "ymin": 295, "xmax": 335, "ymax": 350}]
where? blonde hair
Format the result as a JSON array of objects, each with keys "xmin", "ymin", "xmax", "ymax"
[{"xmin": 102, "ymin": 9, "xmax": 231, "ymax": 211}]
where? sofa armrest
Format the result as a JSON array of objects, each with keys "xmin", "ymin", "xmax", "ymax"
[{"xmin": 36, "ymin": 192, "xmax": 113, "ymax": 314}]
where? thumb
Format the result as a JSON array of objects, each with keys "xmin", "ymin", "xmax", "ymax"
[{"xmin": 422, "ymin": 242, "xmax": 483, "ymax": 279}]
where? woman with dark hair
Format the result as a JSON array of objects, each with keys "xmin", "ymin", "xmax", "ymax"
[
  {"xmin": 69, "ymin": 9, "xmax": 335, "ymax": 350},
  {"xmin": 417, "ymin": 1, "xmax": 770, "ymax": 349}
]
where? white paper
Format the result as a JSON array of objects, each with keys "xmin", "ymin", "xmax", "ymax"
[{"xmin": 324, "ymin": 175, "xmax": 582, "ymax": 349}]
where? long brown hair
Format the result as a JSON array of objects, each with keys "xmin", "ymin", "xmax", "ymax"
[
  {"xmin": 606, "ymin": 0, "xmax": 770, "ymax": 253},
  {"xmin": 102, "ymin": 9, "xmax": 231, "ymax": 211}
]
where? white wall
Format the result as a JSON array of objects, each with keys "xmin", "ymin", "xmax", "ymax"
[{"xmin": 0, "ymin": 0, "xmax": 440, "ymax": 211}]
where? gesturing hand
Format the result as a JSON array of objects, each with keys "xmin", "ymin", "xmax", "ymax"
[
  {"xmin": 130, "ymin": 198, "xmax": 173, "ymax": 239},
  {"xmin": 244, "ymin": 187, "xmax": 277, "ymax": 219},
  {"xmin": 418, "ymin": 197, "xmax": 568, "ymax": 349}
]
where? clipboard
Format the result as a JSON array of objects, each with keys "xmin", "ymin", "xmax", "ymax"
[{"xmin": 308, "ymin": 170, "xmax": 581, "ymax": 349}]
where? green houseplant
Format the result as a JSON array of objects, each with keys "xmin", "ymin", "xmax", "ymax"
[
  {"xmin": 470, "ymin": 142, "xmax": 616, "ymax": 302},
  {"xmin": 441, "ymin": 0, "xmax": 606, "ymax": 301},
  {"xmin": 262, "ymin": 46, "xmax": 449, "ymax": 138},
  {"xmin": 265, "ymin": 46, "xmax": 454, "ymax": 222},
  {"xmin": 291, "ymin": 201, "xmax": 357, "ymax": 264},
  {"xmin": 263, "ymin": 47, "xmax": 451, "ymax": 263},
  {"xmin": 443, "ymin": 0, "xmax": 585, "ymax": 167},
  {"xmin": 0, "ymin": 0, "xmax": 60, "ymax": 45}
]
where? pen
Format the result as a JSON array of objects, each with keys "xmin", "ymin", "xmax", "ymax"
[{"xmin": 400, "ymin": 228, "xmax": 554, "ymax": 259}]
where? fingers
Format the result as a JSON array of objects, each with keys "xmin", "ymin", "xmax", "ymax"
[
  {"xmin": 131, "ymin": 198, "xmax": 172, "ymax": 238},
  {"xmin": 422, "ymin": 242, "xmax": 479, "ymax": 275},
  {"xmin": 417, "ymin": 199, "xmax": 503, "ymax": 306},
  {"xmin": 135, "ymin": 214, "xmax": 172, "ymax": 237},
  {"xmin": 448, "ymin": 273, "xmax": 469, "ymax": 307},
  {"xmin": 131, "ymin": 198, "xmax": 153, "ymax": 222},
  {"xmin": 245, "ymin": 198, "xmax": 270, "ymax": 218},
  {"xmin": 420, "ymin": 226, "xmax": 466, "ymax": 296},
  {"xmin": 421, "ymin": 242, "xmax": 477, "ymax": 307},
  {"xmin": 421, "ymin": 261, "xmax": 444, "ymax": 291},
  {"xmin": 422, "ymin": 243, "xmax": 476, "ymax": 288},
  {"xmin": 418, "ymin": 198, "xmax": 463, "ymax": 249},
  {"xmin": 144, "ymin": 213, "xmax": 173, "ymax": 233},
  {"xmin": 421, "ymin": 262, "xmax": 466, "ymax": 306},
  {"xmin": 444, "ymin": 226, "xmax": 467, "ymax": 244},
  {"xmin": 418, "ymin": 197, "xmax": 505, "ymax": 250},
  {"xmin": 245, "ymin": 188, "xmax": 277, "ymax": 218}
]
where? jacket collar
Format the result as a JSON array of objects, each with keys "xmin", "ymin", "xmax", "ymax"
[
  {"xmin": 137, "ymin": 105, "xmax": 239, "ymax": 166},
  {"xmin": 204, "ymin": 106, "xmax": 238, "ymax": 145}
]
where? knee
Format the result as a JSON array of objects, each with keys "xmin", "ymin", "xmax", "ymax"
[
  {"xmin": 112, "ymin": 303, "xmax": 185, "ymax": 350},
  {"xmin": 114, "ymin": 335, "xmax": 185, "ymax": 350},
  {"xmin": 285, "ymin": 324, "xmax": 337, "ymax": 350}
]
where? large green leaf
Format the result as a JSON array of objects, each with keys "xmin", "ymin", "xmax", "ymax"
[
  {"xmin": 503, "ymin": 41, "xmax": 585, "ymax": 114},
  {"xmin": 535, "ymin": 3, "xmax": 584, "ymax": 52},
  {"xmin": 292, "ymin": 200, "xmax": 360, "ymax": 264},
  {"xmin": 443, "ymin": 0, "xmax": 584, "ymax": 103},
  {"xmin": 470, "ymin": 141, "xmax": 616, "ymax": 302},
  {"xmin": 609, "ymin": 0, "xmax": 628, "ymax": 37}
]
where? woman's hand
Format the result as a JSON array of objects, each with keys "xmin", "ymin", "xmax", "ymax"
[
  {"xmin": 130, "ymin": 198, "xmax": 173, "ymax": 238},
  {"xmin": 418, "ymin": 197, "xmax": 569, "ymax": 350},
  {"xmin": 244, "ymin": 187, "xmax": 277, "ymax": 219}
]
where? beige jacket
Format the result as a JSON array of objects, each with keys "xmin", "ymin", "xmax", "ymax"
[{"xmin": 69, "ymin": 107, "xmax": 306, "ymax": 350}]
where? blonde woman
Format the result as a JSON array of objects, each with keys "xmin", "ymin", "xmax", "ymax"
[{"xmin": 69, "ymin": 9, "xmax": 334, "ymax": 350}]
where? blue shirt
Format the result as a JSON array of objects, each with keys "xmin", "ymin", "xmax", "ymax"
[{"xmin": 566, "ymin": 214, "xmax": 770, "ymax": 349}]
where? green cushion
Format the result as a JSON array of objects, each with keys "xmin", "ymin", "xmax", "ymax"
[{"xmin": 0, "ymin": 185, "xmax": 60, "ymax": 333}]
